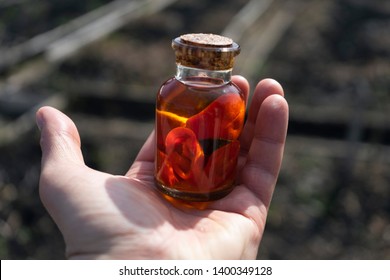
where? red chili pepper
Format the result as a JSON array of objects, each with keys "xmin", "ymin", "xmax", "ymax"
[
  {"xmin": 163, "ymin": 127, "xmax": 204, "ymax": 186},
  {"xmin": 158, "ymin": 138, "xmax": 240, "ymax": 191},
  {"xmin": 156, "ymin": 110, "xmax": 187, "ymax": 151},
  {"xmin": 157, "ymin": 94, "xmax": 243, "ymax": 192},
  {"xmin": 204, "ymin": 140, "xmax": 240, "ymax": 189},
  {"xmin": 156, "ymin": 150, "xmax": 179, "ymax": 186},
  {"xmin": 186, "ymin": 93, "xmax": 245, "ymax": 141}
]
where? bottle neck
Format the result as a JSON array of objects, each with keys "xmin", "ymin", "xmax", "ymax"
[{"xmin": 175, "ymin": 65, "xmax": 232, "ymax": 85}]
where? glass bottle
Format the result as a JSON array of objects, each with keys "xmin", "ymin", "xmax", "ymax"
[{"xmin": 155, "ymin": 33, "xmax": 245, "ymax": 202}]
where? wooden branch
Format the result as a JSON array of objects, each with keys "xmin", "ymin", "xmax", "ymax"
[
  {"xmin": 0, "ymin": 0, "xmax": 177, "ymax": 70},
  {"xmin": 233, "ymin": 0, "xmax": 305, "ymax": 79},
  {"xmin": 46, "ymin": 0, "xmax": 178, "ymax": 62},
  {"xmin": 222, "ymin": 0, "xmax": 274, "ymax": 40},
  {"xmin": 0, "ymin": 94, "xmax": 66, "ymax": 146}
]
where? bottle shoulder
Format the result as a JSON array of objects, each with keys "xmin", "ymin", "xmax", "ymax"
[
  {"xmin": 156, "ymin": 77, "xmax": 244, "ymax": 116},
  {"xmin": 158, "ymin": 77, "xmax": 242, "ymax": 96}
]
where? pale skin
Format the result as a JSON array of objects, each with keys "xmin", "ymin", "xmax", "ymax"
[{"xmin": 36, "ymin": 76, "xmax": 289, "ymax": 259}]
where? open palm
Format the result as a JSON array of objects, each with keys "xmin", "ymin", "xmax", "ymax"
[{"xmin": 37, "ymin": 76, "xmax": 288, "ymax": 259}]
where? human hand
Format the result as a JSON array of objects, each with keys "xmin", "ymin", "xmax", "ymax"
[{"xmin": 36, "ymin": 76, "xmax": 288, "ymax": 259}]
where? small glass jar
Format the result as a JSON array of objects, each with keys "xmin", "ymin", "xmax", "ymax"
[{"xmin": 155, "ymin": 33, "xmax": 245, "ymax": 202}]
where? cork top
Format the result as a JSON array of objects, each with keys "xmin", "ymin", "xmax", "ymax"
[
  {"xmin": 179, "ymin": 33, "xmax": 233, "ymax": 47},
  {"xmin": 172, "ymin": 33, "xmax": 240, "ymax": 70}
]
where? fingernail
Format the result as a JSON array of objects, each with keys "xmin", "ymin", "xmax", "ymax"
[{"xmin": 36, "ymin": 109, "xmax": 45, "ymax": 131}]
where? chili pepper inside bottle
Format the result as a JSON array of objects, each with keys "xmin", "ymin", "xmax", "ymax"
[{"xmin": 155, "ymin": 33, "xmax": 245, "ymax": 202}]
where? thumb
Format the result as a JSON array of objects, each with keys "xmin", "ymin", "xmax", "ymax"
[{"xmin": 36, "ymin": 106, "xmax": 84, "ymax": 169}]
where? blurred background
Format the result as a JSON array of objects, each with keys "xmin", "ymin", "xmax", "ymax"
[{"xmin": 0, "ymin": 0, "xmax": 389, "ymax": 259}]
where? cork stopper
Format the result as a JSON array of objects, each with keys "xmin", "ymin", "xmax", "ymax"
[{"xmin": 172, "ymin": 33, "xmax": 240, "ymax": 70}]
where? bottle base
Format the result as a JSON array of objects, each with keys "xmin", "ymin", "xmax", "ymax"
[{"xmin": 155, "ymin": 181, "xmax": 234, "ymax": 203}]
